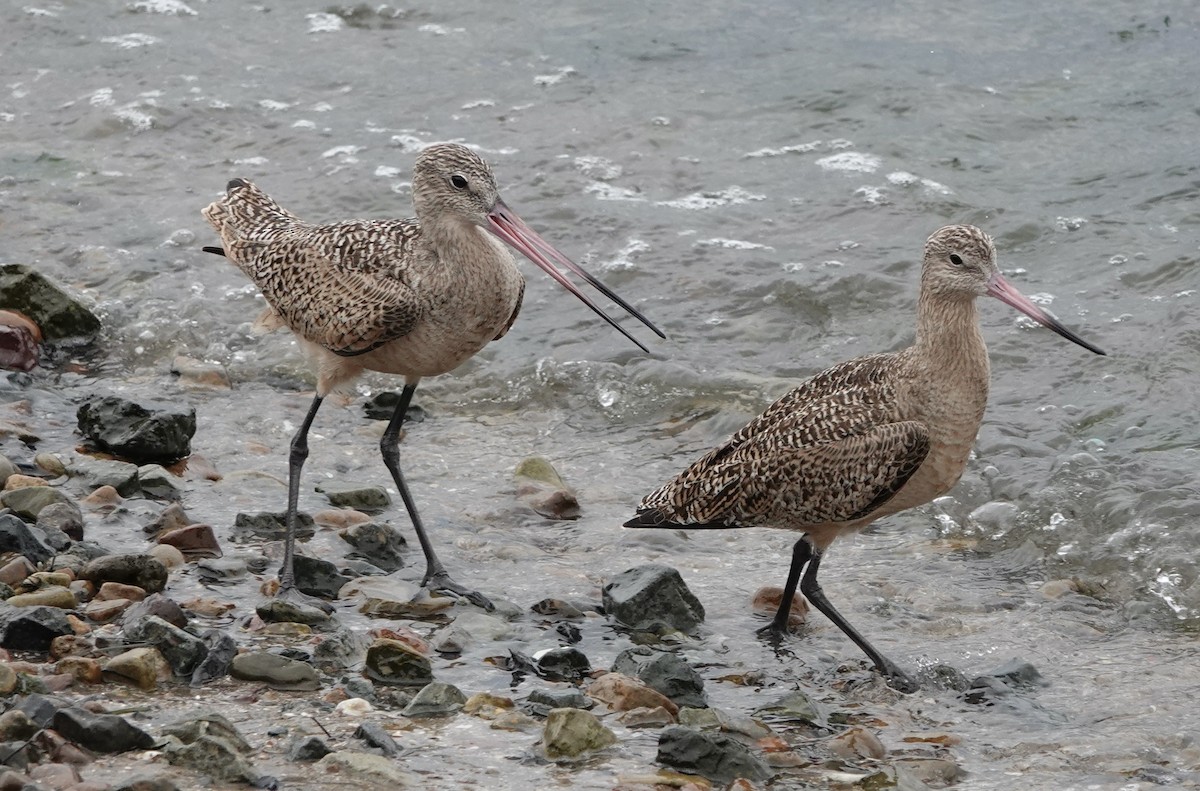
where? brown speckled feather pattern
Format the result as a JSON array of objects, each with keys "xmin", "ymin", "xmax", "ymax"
[{"xmin": 635, "ymin": 352, "xmax": 932, "ymax": 530}]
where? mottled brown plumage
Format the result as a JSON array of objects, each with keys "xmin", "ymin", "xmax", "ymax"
[
  {"xmin": 202, "ymin": 142, "xmax": 663, "ymax": 615},
  {"xmin": 626, "ymin": 224, "xmax": 1105, "ymax": 691}
]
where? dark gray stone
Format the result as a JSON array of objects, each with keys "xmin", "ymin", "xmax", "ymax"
[
  {"xmin": 230, "ymin": 651, "xmax": 321, "ymax": 691},
  {"xmin": 337, "ymin": 521, "xmax": 406, "ymax": 572},
  {"xmin": 68, "ymin": 457, "xmax": 140, "ymax": 496},
  {"xmin": 0, "ymin": 605, "xmax": 72, "ymax": 650},
  {"xmin": 966, "ymin": 658, "xmax": 1047, "ymax": 703},
  {"xmin": 602, "ymin": 564, "xmax": 705, "ymax": 633},
  {"xmin": 77, "ymin": 395, "xmax": 196, "ymax": 464},
  {"xmin": 656, "ymin": 725, "xmax": 771, "ymax": 785},
  {"xmin": 35, "ymin": 502, "xmax": 82, "ymax": 544},
  {"xmin": 402, "ymin": 681, "xmax": 466, "ymax": 718},
  {"xmin": 14, "ymin": 693, "xmax": 69, "ymax": 728},
  {"xmin": 314, "ymin": 481, "xmax": 391, "ymax": 510},
  {"xmin": 0, "ymin": 484, "xmax": 75, "ymax": 522},
  {"xmin": 0, "ymin": 741, "xmax": 31, "ymax": 771},
  {"xmin": 293, "ymin": 554, "xmax": 351, "ymax": 600},
  {"xmin": 0, "ymin": 513, "xmax": 53, "ymax": 565},
  {"xmin": 287, "ymin": 735, "xmax": 331, "ymax": 762},
  {"xmin": 113, "ymin": 772, "xmax": 183, "ymax": 791},
  {"xmin": 362, "ymin": 392, "xmax": 424, "ymax": 422},
  {"xmin": 353, "ymin": 722, "xmax": 399, "ymax": 756},
  {"xmin": 123, "ymin": 593, "xmax": 188, "ymax": 629},
  {"xmin": 191, "ymin": 630, "xmax": 237, "ymax": 686},
  {"xmin": 364, "ymin": 639, "xmax": 432, "ymax": 687},
  {"xmin": 51, "ymin": 707, "xmax": 155, "ymax": 753},
  {"xmin": 0, "ymin": 263, "xmax": 101, "ymax": 341},
  {"xmin": 613, "ymin": 647, "xmax": 707, "ymax": 708},
  {"xmin": 533, "ymin": 646, "xmax": 591, "ymax": 682},
  {"xmin": 753, "ymin": 689, "xmax": 825, "ymax": 727},
  {"xmin": 160, "ymin": 713, "xmax": 261, "ymax": 785},
  {"xmin": 81, "ymin": 553, "xmax": 168, "ymax": 593},
  {"xmin": 233, "ymin": 511, "xmax": 315, "ymax": 541},
  {"xmin": 124, "ymin": 615, "xmax": 208, "ymax": 676},
  {"xmin": 524, "ymin": 688, "xmax": 593, "ymax": 718}
]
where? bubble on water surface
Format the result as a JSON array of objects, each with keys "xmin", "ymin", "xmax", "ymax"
[
  {"xmin": 657, "ymin": 186, "xmax": 765, "ymax": 210},
  {"xmin": 534, "ymin": 67, "xmax": 576, "ymax": 86},
  {"xmin": 694, "ymin": 238, "xmax": 773, "ymax": 251},
  {"xmin": 744, "ymin": 141, "xmax": 822, "ymax": 158},
  {"xmin": 306, "ymin": 12, "xmax": 344, "ymax": 33},
  {"xmin": 585, "ymin": 183, "xmax": 645, "ymax": 202},
  {"xmin": 816, "ymin": 152, "xmax": 881, "ymax": 173},
  {"xmin": 574, "ymin": 156, "xmax": 622, "ymax": 181},
  {"xmin": 101, "ymin": 33, "xmax": 159, "ymax": 49},
  {"xmin": 127, "ymin": 0, "xmax": 196, "ymax": 15}
]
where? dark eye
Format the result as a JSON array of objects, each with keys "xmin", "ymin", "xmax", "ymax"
[
  {"xmin": 450, "ymin": 174, "xmax": 468, "ymax": 190},
  {"xmin": 949, "ymin": 254, "xmax": 964, "ymax": 267}
]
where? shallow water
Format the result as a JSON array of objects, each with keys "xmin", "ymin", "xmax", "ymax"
[{"xmin": 3, "ymin": 0, "xmax": 1200, "ymax": 788}]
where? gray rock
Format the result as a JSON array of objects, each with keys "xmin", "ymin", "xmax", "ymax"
[
  {"xmin": 312, "ymin": 628, "xmax": 368, "ymax": 671},
  {"xmin": 160, "ymin": 712, "xmax": 251, "ymax": 753},
  {"xmin": 35, "ymin": 502, "xmax": 84, "ymax": 543},
  {"xmin": 338, "ymin": 521, "xmax": 407, "ymax": 571},
  {"xmin": 233, "ymin": 510, "xmax": 315, "ymax": 541},
  {"xmin": 51, "ymin": 707, "xmax": 155, "ymax": 753},
  {"xmin": 160, "ymin": 713, "xmax": 261, "ymax": 785},
  {"xmin": 68, "ymin": 457, "xmax": 140, "ymax": 496},
  {"xmin": 123, "ymin": 593, "xmax": 188, "ymax": 629},
  {"xmin": 613, "ymin": 647, "xmax": 707, "ymax": 708},
  {"xmin": 124, "ymin": 615, "xmax": 208, "ymax": 676},
  {"xmin": 113, "ymin": 772, "xmax": 183, "ymax": 791},
  {"xmin": 137, "ymin": 464, "xmax": 182, "ymax": 500},
  {"xmin": 656, "ymin": 725, "xmax": 771, "ymax": 784},
  {"xmin": 602, "ymin": 564, "xmax": 705, "ymax": 633},
  {"xmin": 0, "ymin": 486, "xmax": 73, "ymax": 522},
  {"xmin": 255, "ymin": 595, "xmax": 333, "ymax": 626},
  {"xmin": 353, "ymin": 722, "xmax": 399, "ymax": 756},
  {"xmin": 230, "ymin": 651, "xmax": 321, "ymax": 691},
  {"xmin": 0, "ymin": 512, "xmax": 54, "ymax": 564},
  {"xmin": 753, "ymin": 689, "xmax": 825, "ymax": 727},
  {"xmin": 533, "ymin": 646, "xmax": 591, "ymax": 682},
  {"xmin": 293, "ymin": 554, "xmax": 351, "ymax": 600},
  {"xmin": 365, "ymin": 638, "xmax": 433, "ymax": 687},
  {"xmin": 966, "ymin": 658, "xmax": 1047, "ymax": 703},
  {"xmin": 81, "ymin": 554, "xmax": 168, "ymax": 593},
  {"xmin": 541, "ymin": 708, "xmax": 616, "ymax": 759},
  {"xmin": 362, "ymin": 391, "xmax": 424, "ymax": 422},
  {"xmin": 190, "ymin": 629, "xmax": 237, "ymax": 686},
  {"xmin": 0, "ymin": 263, "xmax": 101, "ymax": 341},
  {"xmin": 0, "ymin": 605, "xmax": 72, "ymax": 650},
  {"xmin": 77, "ymin": 396, "xmax": 196, "ymax": 464},
  {"xmin": 315, "ymin": 751, "xmax": 414, "ymax": 784},
  {"xmin": 288, "ymin": 735, "xmax": 332, "ymax": 761},
  {"xmin": 402, "ymin": 681, "xmax": 467, "ymax": 717},
  {"xmin": 527, "ymin": 688, "xmax": 593, "ymax": 711},
  {"xmin": 514, "ymin": 456, "xmax": 581, "ymax": 520},
  {"xmin": 0, "ymin": 709, "xmax": 37, "ymax": 741},
  {"xmin": 0, "ymin": 454, "xmax": 16, "ymax": 487},
  {"xmin": 0, "ymin": 742, "xmax": 30, "ymax": 771},
  {"xmin": 315, "ymin": 481, "xmax": 391, "ymax": 510},
  {"xmin": 14, "ymin": 693, "xmax": 69, "ymax": 728}
]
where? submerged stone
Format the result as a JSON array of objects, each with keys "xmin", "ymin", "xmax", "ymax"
[
  {"xmin": 315, "ymin": 481, "xmax": 391, "ymax": 510},
  {"xmin": 81, "ymin": 554, "xmax": 168, "ymax": 594},
  {"xmin": 293, "ymin": 554, "xmax": 352, "ymax": 600},
  {"xmin": 602, "ymin": 564, "xmax": 705, "ymax": 633},
  {"xmin": 338, "ymin": 521, "xmax": 407, "ymax": 571},
  {"xmin": 233, "ymin": 510, "xmax": 315, "ymax": 541},
  {"xmin": 612, "ymin": 647, "xmax": 707, "ymax": 708},
  {"xmin": 402, "ymin": 681, "xmax": 467, "ymax": 717},
  {"xmin": 77, "ymin": 396, "xmax": 196, "ymax": 464},
  {"xmin": 0, "ymin": 486, "xmax": 74, "ymax": 523},
  {"xmin": 656, "ymin": 725, "xmax": 771, "ymax": 785},
  {"xmin": 0, "ymin": 264, "xmax": 101, "ymax": 342},
  {"xmin": 514, "ymin": 456, "xmax": 581, "ymax": 520},
  {"xmin": 353, "ymin": 721, "xmax": 400, "ymax": 756},
  {"xmin": 67, "ymin": 457, "xmax": 140, "ymax": 496},
  {"xmin": 364, "ymin": 638, "xmax": 433, "ymax": 687},
  {"xmin": 230, "ymin": 651, "xmax": 321, "ymax": 691},
  {"xmin": 541, "ymin": 708, "xmax": 617, "ymax": 759}
]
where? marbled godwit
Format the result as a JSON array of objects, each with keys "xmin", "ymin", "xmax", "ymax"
[
  {"xmin": 624, "ymin": 225, "xmax": 1104, "ymax": 691},
  {"xmin": 203, "ymin": 142, "xmax": 664, "ymax": 614}
]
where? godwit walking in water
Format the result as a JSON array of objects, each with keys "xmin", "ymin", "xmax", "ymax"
[
  {"xmin": 203, "ymin": 143, "xmax": 664, "ymax": 615},
  {"xmin": 625, "ymin": 225, "xmax": 1104, "ymax": 691}
]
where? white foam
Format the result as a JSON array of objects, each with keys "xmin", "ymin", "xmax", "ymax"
[
  {"xmin": 854, "ymin": 186, "xmax": 886, "ymax": 204},
  {"xmin": 89, "ymin": 88, "xmax": 115, "ymax": 107},
  {"xmin": 258, "ymin": 100, "xmax": 292, "ymax": 112},
  {"xmin": 657, "ymin": 186, "xmax": 765, "ymax": 210},
  {"xmin": 322, "ymin": 145, "xmax": 364, "ymax": 160},
  {"xmin": 605, "ymin": 239, "xmax": 650, "ymax": 271},
  {"xmin": 694, "ymin": 238, "xmax": 773, "ymax": 251},
  {"xmin": 306, "ymin": 12, "xmax": 344, "ymax": 33},
  {"xmin": 574, "ymin": 156, "xmax": 622, "ymax": 181},
  {"xmin": 24, "ymin": 7, "xmax": 59, "ymax": 16},
  {"xmin": 127, "ymin": 0, "xmax": 196, "ymax": 15},
  {"xmin": 744, "ymin": 141, "xmax": 821, "ymax": 158},
  {"xmin": 1029, "ymin": 292, "xmax": 1055, "ymax": 306},
  {"xmin": 115, "ymin": 105, "xmax": 154, "ymax": 131},
  {"xmin": 292, "ymin": 119, "xmax": 316, "ymax": 129},
  {"xmin": 311, "ymin": 102, "xmax": 333, "ymax": 112},
  {"xmin": 234, "ymin": 156, "xmax": 268, "ymax": 166},
  {"xmin": 390, "ymin": 134, "xmax": 428, "ymax": 153},
  {"xmin": 102, "ymin": 34, "xmax": 159, "ymax": 50},
  {"xmin": 418, "ymin": 23, "xmax": 463, "ymax": 35},
  {"xmin": 886, "ymin": 171, "xmax": 953, "ymax": 195},
  {"xmin": 375, "ymin": 165, "xmax": 401, "ymax": 178},
  {"xmin": 461, "ymin": 99, "xmax": 495, "ymax": 109},
  {"xmin": 534, "ymin": 67, "xmax": 576, "ymax": 86},
  {"xmin": 1056, "ymin": 216, "xmax": 1088, "ymax": 231},
  {"xmin": 585, "ymin": 183, "xmax": 645, "ymax": 202},
  {"xmin": 815, "ymin": 152, "xmax": 881, "ymax": 173}
]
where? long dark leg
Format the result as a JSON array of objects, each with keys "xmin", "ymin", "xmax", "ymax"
[
  {"xmin": 799, "ymin": 549, "xmax": 918, "ymax": 693},
  {"xmin": 381, "ymin": 383, "xmax": 493, "ymax": 611},
  {"xmin": 756, "ymin": 536, "xmax": 811, "ymax": 640},
  {"xmin": 279, "ymin": 394, "xmax": 324, "ymax": 591}
]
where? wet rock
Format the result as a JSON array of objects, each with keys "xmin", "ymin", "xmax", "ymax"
[
  {"xmin": 0, "ymin": 310, "xmax": 40, "ymax": 372},
  {"xmin": 123, "ymin": 593, "xmax": 188, "ymax": 628},
  {"xmin": 161, "ymin": 712, "xmax": 261, "ymax": 785},
  {"xmin": 0, "ymin": 264, "xmax": 101, "ymax": 341},
  {"xmin": 256, "ymin": 595, "xmax": 332, "ymax": 626},
  {"xmin": 96, "ymin": 581, "xmax": 147, "ymax": 602},
  {"xmin": 149, "ymin": 543, "xmax": 187, "ymax": 569},
  {"xmin": 293, "ymin": 554, "xmax": 351, "ymax": 600},
  {"xmin": 190, "ymin": 630, "xmax": 237, "ymax": 686},
  {"xmin": 68, "ymin": 457, "xmax": 140, "ymax": 496},
  {"xmin": 144, "ymin": 502, "xmax": 192, "ymax": 536},
  {"xmin": 751, "ymin": 585, "xmax": 808, "ymax": 630},
  {"xmin": 526, "ymin": 688, "xmax": 593, "ymax": 715},
  {"xmin": 530, "ymin": 597, "xmax": 587, "ymax": 619},
  {"xmin": 541, "ymin": 708, "xmax": 616, "ymax": 759},
  {"xmin": 170, "ymin": 355, "xmax": 231, "ymax": 388},
  {"xmin": 532, "ymin": 646, "xmax": 591, "ymax": 681},
  {"xmin": 514, "ymin": 456, "xmax": 581, "ymax": 520},
  {"xmin": 103, "ymin": 646, "xmax": 171, "ymax": 690},
  {"xmin": 0, "ymin": 605, "xmax": 73, "ymax": 650},
  {"xmin": 0, "ymin": 486, "xmax": 73, "ymax": 522},
  {"xmin": 613, "ymin": 647, "xmax": 707, "ymax": 708},
  {"xmin": 919, "ymin": 663, "xmax": 971, "ymax": 692},
  {"xmin": 36, "ymin": 502, "xmax": 84, "ymax": 542},
  {"xmin": 587, "ymin": 672, "xmax": 679, "ymax": 715},
  {"xmin": 353, "ymin": 722, "xmax": 400, "ymax": 756},
  {"xmin": 0, "ymin": 454, "xmax": 15, "ymax": 487},
  {"xmin": 402, "ymin": 681, "xmax": 467, "ymax": 717},
  {"xmin": 156, "ymin": 524, "xmax": 221, "ymax": 558},
  {"xmin": 51, "ymin": 707, "xmax": 155, "ymax": 753},
  {"xmin": 55, "ymin": 656, "xmax": 102, "ymax": 684},
  {"xmin": 288, "ymin": 735, "xmax": 332, "ymax": 762},
  {"xmin": 124, "ymin": 615, "xmax": 208, "ymax": 676},
  {"xmin": 462, "ymin": 692, "xmax": 515, "ymax": 720},
  {"xmin": 894, "ymin": 757, "xmax": 963, "ymax": 785},
  {"xmin": 362, "ymin": 391, "xmax": 425, "ymax": 422},
  {"xmin": 233, "ymin": 510, "xmax": 315, "ymax": 541},
  {"xmin": 343, "ymin": 577, "xmax": 453, "ymax": 618},
  {"xmin": 618, "ymin": 705, "xmax": 677, "ymax": 728},
  {"xmin": 230, "ymin": 651, "xmax": 321, "ymax": 691},
  {"xmin": 657, "ymin": 725, "xmax": 771, "ymax": 785},
  {"xmin": 6, "ymin": 585, "xmax": 76, "ymax": 609},
  {"xmin": 829, "ymin": 727, "xmax": 887, "ymax": 761},
  {"xmin": 312, "ymin": 627, "xmax": 369, "ymax": 672},
  {"xmin": 315, "ymin": 481, "xmax": 391, "ymax": 510},
  {"xmin": 753, "ymin": 689, "xmax": 825, "ymax": 727},
  {"xmin": 138, "ymin": 464, "xmax": 183, "ymax": 500},
  {"xmin": 365, "ymin": 638, "xmax": 433, "ymax": 687},
  {"xmin": 32, "ymin": 452, "xmax": 67, "ymax": 477},
  {"xmin": 77, "ymin": 396, "xmax": 196, "ymax": 464},
  {"xmin": 29, "ymin": 762, "xmax": 82, "ymax": 787},
  {"xmin": 0, "ymin": 555, "xmax": 36, "ymax": 586},
  {"xmin": 82, "ymin": 483, "xmax": 123, "ymax": 508},
  {"xmin": 113, "ymin": 773, "xmax": 183, "ymax": 791},
  {"xmin": 80, "ymin": 554, "xmax": 168, "ymax": 593},
  {"xmin": 0, "ymin": 709, "xmax": 37, "ymax": 741},
  {"xmin": 602, "ymin": 564, "xmax": 705, "ymax": 633},
  {"xmin": 0, "ymin": 665, "xmax": 15, "ymax": 696},
  {"xmin": 337, "ymin": 520, "xmax": 407, "ymax": 571},
  {"xmin": 196, "ymin": 556, "xmax": 248, "ymax": 583},
  {"xmin": 14, "ymin": 693, "xmax": 68, "ymax": 727},
  {"xmin": 315, "ymin": 751, "xmax": 415, "ymax": 784},
  {"xmin": 965, "ymin": 658, "xmax": 1046, "ymax": 703}
]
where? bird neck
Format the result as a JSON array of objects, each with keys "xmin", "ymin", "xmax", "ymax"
[{"xmin": 913, "ymin": 289, "xmax": 988, "ymax": 371}]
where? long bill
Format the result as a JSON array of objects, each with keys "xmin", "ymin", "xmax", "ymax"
[
  {"xmin": 986, "ymin": 273, "xmax": 1106, "ymax": 356},
  {"xmin": 486, "ymin": 199, "xmax": 666, "ymax": 354}
]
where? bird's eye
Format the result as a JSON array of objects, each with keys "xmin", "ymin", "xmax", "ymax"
[
  {"xmin": 450, "ymin": 174, "xmax": 469, "ymax": 190},
  {"xmin": 949, "ymin": 254, "xmax": 964, "ymax": 267}
]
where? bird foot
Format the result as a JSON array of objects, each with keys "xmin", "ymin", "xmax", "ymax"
[
  {"xmin": 424, "ymin": 571, "xmax": 494, "ymax": 612},
  {"xmin": 878, "ymin": 660, "xmax": 920, "ymax": 694},
  {"xmin": 754, "ymin": 618, "xmax": 794, "ymax": 643}
]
